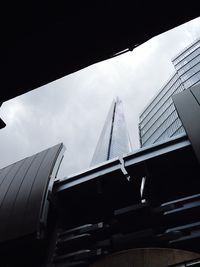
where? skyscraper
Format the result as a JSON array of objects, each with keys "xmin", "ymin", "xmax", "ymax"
[
  {"xmin": 139, "ymin": 38, "xmax": 200, "ymax": 147},
  {"xmin": 172, "ymin": 38, "xmax": 200, "ymax": 89},
  {"xmin": 90, "ymin": 98, "xmax": 132, "ymax": 166}
]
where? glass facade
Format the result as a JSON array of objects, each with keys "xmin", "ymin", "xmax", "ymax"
[
  {"xmin": 90, "ymin": 100, "xmax": 115, "ymax": 166},
  {"xmin": 173, "ymin": 39, "xmax": 200, "ymax": 90},
  {"xmin": 90, "ymin": 98, "xmax": 132, "ymax": 166},
  {"xmin": 109, "ymin": 98, "xmax": 132, "ymax": 159},
  {"xmin": 139, "ymin": 38, "xmax": 200, "ymax": 147}
]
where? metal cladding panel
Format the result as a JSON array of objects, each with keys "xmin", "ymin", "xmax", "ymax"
[
  {"xmin": 173, "ymin": 84, "xmax": 200, "ymax": 163},
  {"xmin": 191, "ymin": 84, "xmax": 200, "ymax": 105},
  {"xmin": 0, "ymin": 143, "xmax": 64, "ymax": 242}
]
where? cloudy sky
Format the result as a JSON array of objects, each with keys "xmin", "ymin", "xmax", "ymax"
[{"xmin": 1, "ymin": 16, "xmax": 200, "ymax": 179}]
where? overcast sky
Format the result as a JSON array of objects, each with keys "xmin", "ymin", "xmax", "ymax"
[{"xmin": 1, "ymin": 17, "xmax": 200, "ymax": 179}]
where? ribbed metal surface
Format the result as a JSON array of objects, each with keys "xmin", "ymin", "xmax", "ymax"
[
  {"xmin": 173, "ymin": 84, "xmax": 200, "ymax": 164},
  {"xmin": 0, "ymin": 143, "xmax": 64, "ymax": 242}
]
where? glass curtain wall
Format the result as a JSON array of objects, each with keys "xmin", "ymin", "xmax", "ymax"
[{"xmin": 139, "ymin": 38, "xmax": 200, "ymax": 147}]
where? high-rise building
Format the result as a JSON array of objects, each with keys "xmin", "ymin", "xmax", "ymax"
[
  {"xmin": 1, "ymin": 75, "xmax": 200, "ymax": 267},
  {"xmin": 139, "ymin": 38, "xmax": 200, "ymax": 147},
  {"xmin": 172, "ymin": 38, "xmax": 200, "ymax": 89},
  {"xmin": 90, "ymin": 97, "xmax": 132, "ymax": 166}
]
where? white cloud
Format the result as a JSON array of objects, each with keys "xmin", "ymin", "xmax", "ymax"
[{"xmin": 0, "ymin": 16, "xmax": 200, "ymax": 178}]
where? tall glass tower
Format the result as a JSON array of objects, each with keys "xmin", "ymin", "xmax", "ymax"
[
  {"xmin": 90, "ymin": 98, "xmax": 132, "ymax": 166},
  {"xmin": 139, "ymin": 38, "xmax": 200, "ymax": 147},
  {"xmin": 172, "ymin": 38, "xmax": 200, "ymax": 89}
]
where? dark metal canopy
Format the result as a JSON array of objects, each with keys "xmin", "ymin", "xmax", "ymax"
[
  {"xmin": 51, "ymin": 134, "xmax": 200, "ymax": 266},
  {"xmin": 0, "ymin": 2, "xmax": 199, "ymax": 103},
  {"xmin": 0, "ymin": 143, "xmax": 65, "ymax": 243}
]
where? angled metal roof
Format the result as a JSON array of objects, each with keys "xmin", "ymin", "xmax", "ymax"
[{"xmin": 0, "ymin": 143, "xmax": 65, "ymax": 243}]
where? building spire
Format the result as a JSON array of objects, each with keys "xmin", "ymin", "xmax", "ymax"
[{"xmin": 90, "ymin": 98, "xmax": 132, "ymax": 167}]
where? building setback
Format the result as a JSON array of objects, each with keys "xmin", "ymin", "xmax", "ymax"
[{"xmin": 139, "ymin": 38, "xmax": 200, "ymax": 147}]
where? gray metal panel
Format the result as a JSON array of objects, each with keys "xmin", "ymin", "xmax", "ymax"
[
  {"xmin": 173, "ymin": 84, "xmax": 200, "ymax": 163},
  {"xmin": 56, "ymin": 135, "xmax": 190, "ymax": 195},
  {"xmin": 191, "ymin": 84, "xmax": 200, "ymax": 105},
  {"xmin": 55, "ymin": 158, "xmax": 122, "ymax": 193},
  {"xmin": 4, "ymin": 149, "xmax": 48, "ymax": 241},
  {"xmin": 0, "ymin": 156, "xmax": 36, "ymax": 242},
  {"xmin": 0, "ymin": 143, "xmax": 65, "ymax": 242},
  {"xmin": 124, "ymin": 134, "xmax": 190, "ymax": 168}
]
